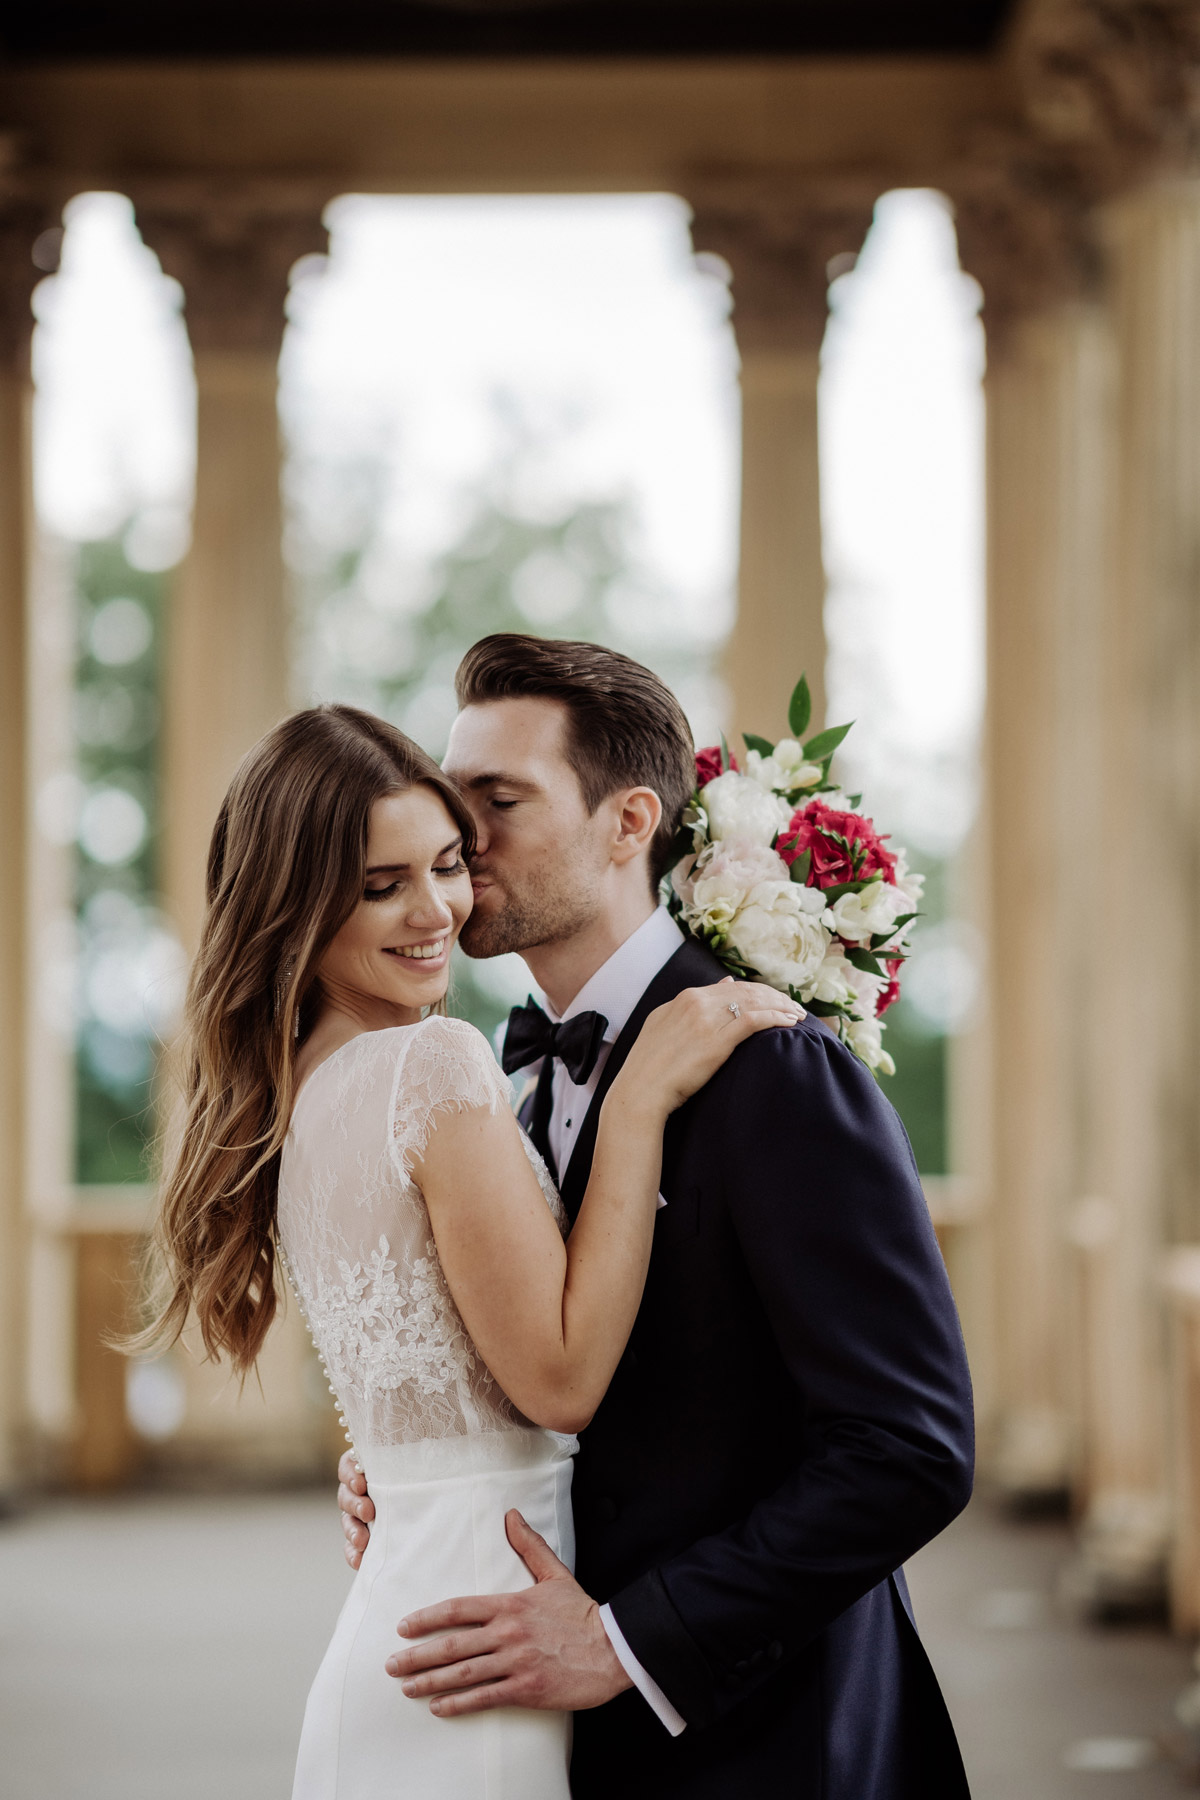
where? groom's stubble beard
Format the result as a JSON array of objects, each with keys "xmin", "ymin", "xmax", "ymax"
[{"xmin": 458, "ymin": 859, "xmax": 604, "ymax": 961}]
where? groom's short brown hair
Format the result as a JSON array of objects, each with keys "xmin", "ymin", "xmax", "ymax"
[{"xmin": 455, "ymin": 634, "xmax": 695, "ymax": 885}]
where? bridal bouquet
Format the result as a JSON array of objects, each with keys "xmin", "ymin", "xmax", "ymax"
[{"xmin": 664, "ymin": 677, "xmax": 921, "ymax": 1075}]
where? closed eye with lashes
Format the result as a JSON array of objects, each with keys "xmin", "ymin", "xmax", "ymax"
[{"xmin": 363, "ymin": 860, "xmax": 466, "ymax": 902}]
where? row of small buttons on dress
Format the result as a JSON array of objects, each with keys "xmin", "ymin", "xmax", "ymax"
[{"xmin": 277, "ymin": 1243, "xmax": 361, "ymax": 1471}]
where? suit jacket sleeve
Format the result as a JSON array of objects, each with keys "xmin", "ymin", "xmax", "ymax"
[{"xmin": 604, "ymin": 1020, "xmax": 975, "ymax": 1730}]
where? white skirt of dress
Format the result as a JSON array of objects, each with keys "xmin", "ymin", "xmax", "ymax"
[{"xmin": 292, "ymin": 1429, "xmax": 576, "ymax": 1800}]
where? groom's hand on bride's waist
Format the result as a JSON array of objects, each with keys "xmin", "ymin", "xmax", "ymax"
[
  {"xmin": 384, "ymin": 1509, "xmax": 633, "ymax": 1715},
  {"xmin": 337, "ymin": 1450, "xmax": 374, "ymax": 1570}
]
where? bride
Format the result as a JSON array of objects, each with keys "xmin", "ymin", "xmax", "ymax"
[{"xmin": 132, "ymin": 701, "xmax": 801, "ymax": 1799}]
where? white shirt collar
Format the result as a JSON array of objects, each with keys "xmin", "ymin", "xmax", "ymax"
[{"xmin": 546, "ymin": 907, "xmax": 684, "ymax": 1043}]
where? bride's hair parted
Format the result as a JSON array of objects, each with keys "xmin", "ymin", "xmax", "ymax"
[{"xmin": 127, "ymin": 703, "xmax": 476, "ymax": 1377}]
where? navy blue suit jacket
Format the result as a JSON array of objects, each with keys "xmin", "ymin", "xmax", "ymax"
[{"xmin": 524, "ymin": 936, "xmax": 973, "ymax": 1799}]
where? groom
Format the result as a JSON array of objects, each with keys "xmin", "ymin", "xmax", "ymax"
[{"xmin": 339, "ymin": 633, "xmax": 974, "ymax": 1797}]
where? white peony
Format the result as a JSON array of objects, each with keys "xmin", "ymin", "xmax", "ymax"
[
  {"xmin": 890, "ymin": 848, "xmax": 925, "ymax": 913},
  {"xmin": 824, "ymin": 880, "xmax": 908, "ymax": 945},
  {"xmin": 680, "ymin": 840, "xmax": 790, "ymax": 936},
  {"xmin": 744, "ymin": 747, "xmax": 824, "ymax": 795},
  {"xmin": 682, "ymin": 799, "xmax": 710, "ymax": 854},
  {"xmin": 700, "ymin": 771, "xmax": 792, "ymax": 847},
  {"xmin": 772, "ymin": 738, "xmax": 806, "ymax": 771},
  {"xmin": 670, "ymin": 852, "xmax": 699, "ymax": 908},
  {"xmin": 809, "ymin": 944, "xmax": 883, "ymax": 1014},
  {"xmin": 811, "ymin": 945, "xmax": 855, "ymax": 1006},
  {"xmin": 725, "ymin": 879, "xmax": 830, "ymax": 992},
  {"xmin": 846, "ymin": 1013, "xmax": 895, "ymax": 1076}
]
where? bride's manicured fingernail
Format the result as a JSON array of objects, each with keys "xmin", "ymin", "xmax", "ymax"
[
  {"xmin": 401, "ymin": 1681, "xmax": 416, "ymax": 1696},
  {"xmin": 397, "ymin": 1618, "xmax": 411, "ymax": 1636}
]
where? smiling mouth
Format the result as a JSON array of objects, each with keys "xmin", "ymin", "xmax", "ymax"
[{"xmin": 388, "ymin": 938, "xmax": 447, "ymax": 961}]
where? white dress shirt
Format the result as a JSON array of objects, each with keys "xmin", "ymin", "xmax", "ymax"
[
  {"xmin": 542, "ymin": 904, "xmax": 683, "ymax": 1186},
  {"xmin": 536, "ymin": 906, "xmax": 688, "ymax": 1738}
]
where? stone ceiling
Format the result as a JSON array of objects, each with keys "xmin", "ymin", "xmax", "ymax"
[{"xmin": 1, "ymin": 0, "xmax": 1017, "ymax": 63}]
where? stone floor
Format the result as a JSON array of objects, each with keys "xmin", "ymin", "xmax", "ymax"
[
  {"xmin": 907, "ymin": 1502, "xmax": 1197, "ymax": 1798},
  {"xmin": 0, "ymin": 1487, "xmax": 1195, "ymax": 1798}
]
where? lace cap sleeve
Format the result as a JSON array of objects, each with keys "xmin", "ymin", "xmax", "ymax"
[{"xmin": 388, "ymin": 1015, "xmax": 513, "ymax": 1182}]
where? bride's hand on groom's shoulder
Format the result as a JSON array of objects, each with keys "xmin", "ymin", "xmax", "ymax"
[
  {"xmin": 616, "ymin": 976, "xmax": 805, "ymax": 1119},
  {"xmin": 338, "ymin": 1450, "xmax": 374, "ymax": 1570}
]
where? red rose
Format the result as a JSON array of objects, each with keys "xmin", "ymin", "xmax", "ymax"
[
  {"xmin": 877, "ymin": 956, "xmax": 904, "ymax": 1016},
  {"xmin": 778, "ymin": 798, "xmax": 897, "ymax": 889},
  {"xmin": 695, "ymin": 745, "xmax": 737, "ymax": 787}
]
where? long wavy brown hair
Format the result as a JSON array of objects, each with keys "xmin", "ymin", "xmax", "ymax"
[{"xmin": 127, "ymin": 703, "xmax": 476, "ymax": 1376}]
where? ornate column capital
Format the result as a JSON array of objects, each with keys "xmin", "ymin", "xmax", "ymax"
[
  {"xmin": 686, "ymin": 180, "xmax": 877, "ymax": 355},
  {"xmin": 1012, "ymin": 0, "xmax": 1200, "ymax": 182},
  {"xmin": 948, "ymin": 139, "xmax": 1104, "ymax": 341},
  {"xmin": 132, "ymin": 187, "xmax": 330, "ymax": 357},
  {"xmin": 945, "ymin": 2, "xmax": 1200, "ymax": 345}
]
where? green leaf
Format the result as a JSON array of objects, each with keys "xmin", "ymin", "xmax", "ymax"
[
  {"xmin": 846, "ymin": 793, "xmax": 863, "ymax": 810},
  {"xmin": 846, "ymin": 947, "xmax": 885, "ymax": 977},
  {"xmin": 870, "ymin": 913, "xmax": 917, "ymax": 949},
  {"xmin": 804, "ymin": 997, "xmax": 848, "ymax": 1018},
  {"xmin": 661, "ymin": 826, "xmax": 695, "ymax": 871},
  {"xmin": 742, "ymin": 732, "xmax": 775, "ymax": 758},
  {"xmin": 819, "ymin": 879, "xmax": 870, "ymax": 903},
  {"xmin": 788, "ymin": 674, "xmax": 812, "ymax": 740},
  {"xmin": 788, "ymin": 849, "xmax": 812, "ymax": 884},
  {"xmin": 719, "ymin": 732, "xmax": 731, "ymax": 771},
  {"xmin": 803, "ymin": 721, "xmax": 853, "ymax": 762}
]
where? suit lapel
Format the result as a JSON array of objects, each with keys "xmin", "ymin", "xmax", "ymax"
[{"xmin": 559, "ymin": 937, "xmax": 727, "ymax": 1222}]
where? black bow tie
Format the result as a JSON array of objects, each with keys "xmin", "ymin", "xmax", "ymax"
[{"xmin": 502, "ymin": 998, "xmax": 610, "ymax": 1087}]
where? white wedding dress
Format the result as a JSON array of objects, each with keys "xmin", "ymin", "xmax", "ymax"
[{"xmin": 277, "ymin": 1015, "xmax": 576, "ymax": 1800}]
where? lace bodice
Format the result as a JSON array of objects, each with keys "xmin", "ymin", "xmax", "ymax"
[{"xmin": 277, "ymin": 1015, "xmax": 568, "ymax": 1459}]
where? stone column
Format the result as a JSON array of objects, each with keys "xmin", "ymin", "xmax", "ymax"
[
  {"xmin": 953, "ymin": 184, "xmax": 1116, "ymax": 1504},
  {"xmin": 1066, "ymin": 175, "xmax": 1200, "ymax": 1603},
  {"xmin": 948, "ymin": 3, "xmax": 1200, "ymax": 1597},
  {"xmin": 129, "ymin": 195, "xmax": 334, "ymax": 1482},
  {"xmin": 689, "ymin": 190, "xmax": 874, "ymax": 739},
  {"xmin": 133, "ymin": 195, "xmax": 327, "ymax": 954},
  {"xmin": 0, "ymin": 204, "xmax": 52, "ymax": 1492}
]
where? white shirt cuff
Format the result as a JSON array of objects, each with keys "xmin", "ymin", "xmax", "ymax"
[{"xmin": 598, "ymin": 1602, "xmax": 687, "ymax": 1736}]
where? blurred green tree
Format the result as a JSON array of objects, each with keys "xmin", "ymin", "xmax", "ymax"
[
  {"xmin": 67, "ymin": 434, "xmax": 949, "ymax": 1181},
  {"xmin": 290, "ymin": 436, "xmax": 950, "ymax": 1169},
  {"xmin": 292, "ymin": 435, "xmax": 722, "ymax": 1048},
  {"xmin": 72, "ymin": 536, "xmax": 172, "ymax": 1184}
]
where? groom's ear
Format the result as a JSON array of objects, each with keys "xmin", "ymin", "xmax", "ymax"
[{"xmin": 609, "ymin": 787, "xmax": 662, "ymax": 868}]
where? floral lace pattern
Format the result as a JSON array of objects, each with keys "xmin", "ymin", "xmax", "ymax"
[{"xmin": 278, "ymin": 1017, "xmax": 566, "ymax": 1453}]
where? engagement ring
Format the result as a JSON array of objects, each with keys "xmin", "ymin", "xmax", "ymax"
[{"xmin": 728, "ymin": 1002, "xmax": 741, "ymax": 1019}]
